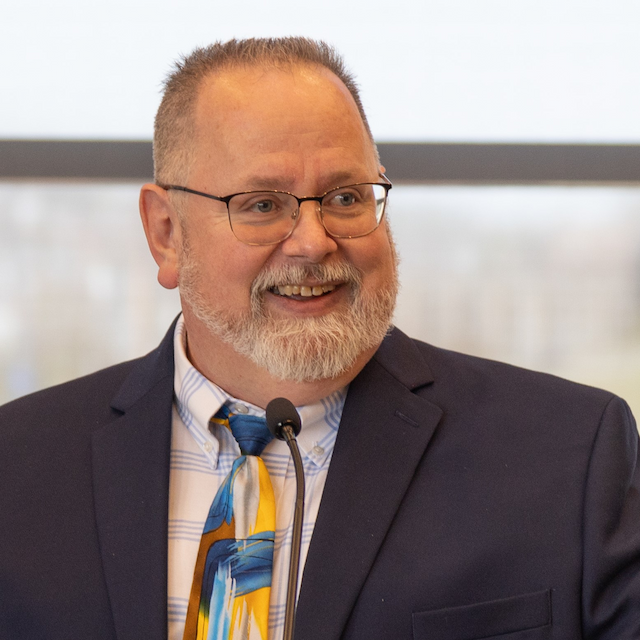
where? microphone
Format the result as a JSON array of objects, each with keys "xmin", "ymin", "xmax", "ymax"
[
  {"xmin": 266, "ymin": 397, "xmax": 302, "ymax": 440},
  {"xmin": 266, "ymin": 397, "xmax": 305, "ymax": 640}
]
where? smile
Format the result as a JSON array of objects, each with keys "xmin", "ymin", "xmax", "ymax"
[{"xmin": 270, "ymin": 284, "xmax": 337, "ymax": 298}]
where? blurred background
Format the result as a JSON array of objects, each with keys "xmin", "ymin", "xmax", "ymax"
[{"xmin": 2, "ymin": 0, "xmax": 639, "ymax": 419}]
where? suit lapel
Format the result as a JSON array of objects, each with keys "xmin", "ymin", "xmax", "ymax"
[
  {"xmin": 91, "ymin": 327, "xmax": 175, "ymax": 640},
  {"xmin": 295, "ymin": 329, "xmax": 443, "ymax": 640}
]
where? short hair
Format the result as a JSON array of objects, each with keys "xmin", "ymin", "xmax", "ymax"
[{"xmin": 153, "ymin": 37, "xmax": 375, "ymax": 184}]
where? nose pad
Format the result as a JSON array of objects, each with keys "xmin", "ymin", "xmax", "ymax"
[{"xmin": 291, "ymin": 201, "xmax": 324, "ymax": 230}]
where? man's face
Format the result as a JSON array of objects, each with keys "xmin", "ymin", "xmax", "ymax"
[{"xmin": 175, "ymin": 64, "xmax": 398, "ymax": 381}]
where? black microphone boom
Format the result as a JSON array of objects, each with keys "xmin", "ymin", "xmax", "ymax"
[{"xmin": 266, "ymin": 397, "xmax": 305, "ymax": 640}]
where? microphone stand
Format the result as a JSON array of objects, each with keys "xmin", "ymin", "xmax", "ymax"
[
  {"xmin": 266, "ymin": 397, "xmax": 306, "ymax": 640},
  {"xmin": 281, "ymin": 425, "xmax": 305, "ymax": 640}
]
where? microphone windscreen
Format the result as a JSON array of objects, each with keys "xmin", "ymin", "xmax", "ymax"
[{"xmin": 266, "ymin": 397, "xmax": 302, "ymax": 439}]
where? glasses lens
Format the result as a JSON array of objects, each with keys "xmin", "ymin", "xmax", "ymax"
[
  {"xmin": 228, "ymin": 192, "xmax": 298, "ymax": 245},
  {"xmin": 321, "ymin": 184, "xmax": 387, "ymax": 238}
]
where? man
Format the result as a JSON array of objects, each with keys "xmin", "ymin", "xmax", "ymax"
[{"xmin": 1, "ymin": 37, "xmax": 639, "ymax": 640}]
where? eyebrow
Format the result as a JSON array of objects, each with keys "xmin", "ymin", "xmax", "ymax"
[
  {"xmin": 241, "ymin": 171, "xmax": 369, "ymax": 194},
  {"xmin": 322, "ymin": 171, "xmax": 365, "ymax": 188},
  {"xmin": 240, "ymin": 176, "xmax": 292, "ymax": 191}
]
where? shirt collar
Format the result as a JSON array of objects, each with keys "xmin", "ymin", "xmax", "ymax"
[{"xmin": 172, "ymin": 315, "xmax": 345, "ymax": 469}]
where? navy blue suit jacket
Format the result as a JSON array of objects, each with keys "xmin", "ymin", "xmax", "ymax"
[{"xmin": 1, "ymin": 324, "xmax": 639, "ymax": 639}]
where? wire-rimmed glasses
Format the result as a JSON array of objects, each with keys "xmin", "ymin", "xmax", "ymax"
[{"xmin": 158, "ymin": 178, "xmax": 392, "ymax": 246}]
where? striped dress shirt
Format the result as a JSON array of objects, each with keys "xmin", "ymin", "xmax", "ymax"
[{"xmin": 167, "ymin": 316, "xmax": 345, "ymax": 640}]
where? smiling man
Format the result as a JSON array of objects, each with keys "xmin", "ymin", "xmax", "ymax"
[
  {"xmin": 2, "ymin": 37, "xmax": 640, "ymax": 640},
  {"xmin": 141, "ymin": 57, "xmax": 398, "ymax": 407}
]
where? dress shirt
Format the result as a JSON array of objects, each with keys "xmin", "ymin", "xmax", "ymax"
[{"xmin": 167, "ymin": 316, "xmax": 346, "ymax": 640}]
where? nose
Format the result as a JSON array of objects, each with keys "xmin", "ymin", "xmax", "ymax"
[{"xmin": 279, "ymin": 200, "xmax": 338, "ymax": 262}]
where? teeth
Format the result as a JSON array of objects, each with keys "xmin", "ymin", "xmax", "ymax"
[
  {"xmin": 273, "ymin": 284, "xmax": 336, "ymax": 298},
  {"xmin": 277, "ymin": 285, "xmax": 294, "ymax": 295}
]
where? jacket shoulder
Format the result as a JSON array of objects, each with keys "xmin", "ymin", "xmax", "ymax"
[
  {"xmin": 0, "ymin": 319, "xmax": 177, "ymax": 433},
  {"xmin": 378, "ymin": 327, "xmax": 617, "ymax": 407},
  {"xmin": 404, "ymin": 336, "xmax": 629, "ymax": 436},
  {"xmin": 0, "ymin": 358, "xmax": 142, "ymax": 435}
]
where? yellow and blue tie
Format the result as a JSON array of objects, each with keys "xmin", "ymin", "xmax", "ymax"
[{"xmin": 183, "ymin": 406, "xmax": 275, "ymax": 640}]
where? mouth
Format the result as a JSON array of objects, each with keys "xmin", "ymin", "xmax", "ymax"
[
  {"xmin": 270, "ymin": 283, "xmax": 337, "ymax": 298},
  {"xmin": 253, "ymin": 261, "xmax": 360, "ymax": 306}
]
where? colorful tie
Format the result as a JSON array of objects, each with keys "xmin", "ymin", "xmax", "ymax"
[{"xmin": 183, "ymin": 406, "xmax": 275, "ymax": 640}]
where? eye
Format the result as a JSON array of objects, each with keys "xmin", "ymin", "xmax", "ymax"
[
  {"xmin": 326, "ymin": 188, "xmax": 361, "ymax": 208},
  {"xmin": 253, "ymin": 199, "xmax": 276, "ymax": 213},
  {"xmin": 337, "ymin": 192, "xmax": 356, "ymax": 206},
  {"xmin": 232, "ymin": 192, "xmax": 289, "ymax": 215}
]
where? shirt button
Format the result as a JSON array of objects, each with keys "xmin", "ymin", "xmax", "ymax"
[
  {"xmin": 231, "ymin": 403, "xmax": 249, "ymax": 414},
  {"xmin": 312, "ymin": 445, "xmax": 325, "ymax": 456},
  {"xmin": 203, "ymin": 442, "xmax": 213, "ymax": 452}
]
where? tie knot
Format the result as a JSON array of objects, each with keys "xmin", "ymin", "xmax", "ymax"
[{"xmin": 213, "ymin": 405, "xmax": 273, "ymax": 456}]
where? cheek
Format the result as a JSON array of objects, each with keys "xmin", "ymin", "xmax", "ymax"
[
  {"xmin": 344, "ymin": 233, "xmax": 396, "ymax": 287},
  {"xmin": 199, "ymin": 241, "xmax": 276, "ymax": 302}
]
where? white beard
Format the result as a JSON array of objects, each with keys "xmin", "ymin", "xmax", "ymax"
[{"xmin": 178, "ymin": 250, "xmax": 398, "ymax": 383}]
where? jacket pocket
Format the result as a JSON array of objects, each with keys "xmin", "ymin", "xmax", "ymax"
[{"xmin": 412, "ymin": 589, "xmax": 551, "ymax": 640}]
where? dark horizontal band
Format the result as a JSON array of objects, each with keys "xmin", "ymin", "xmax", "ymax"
[{"xmin": 1, "ymin": 139, "xmax": 639, "ymax": 183}]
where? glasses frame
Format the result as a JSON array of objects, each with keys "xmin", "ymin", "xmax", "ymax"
[{"xmin": 157, "ymin": 176, "xmax": 393, "ymax": 246}]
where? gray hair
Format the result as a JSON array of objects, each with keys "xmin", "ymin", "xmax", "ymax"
[{"xmin": 153, "ymin": 37, "xmax": 375, "ymax": 185}]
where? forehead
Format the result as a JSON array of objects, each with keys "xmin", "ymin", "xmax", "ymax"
[
  {"xmin": 189, "ymin": 64, "xmax": 377, "ymax": 190},
  {"xmin": 195, "ymin": 62, "xmax": 364, "ymax": 128}
]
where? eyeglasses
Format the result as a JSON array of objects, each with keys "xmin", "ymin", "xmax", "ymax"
[{"xmin": 158, "ymin": 178, "xmax": 392, "ymax": 246}]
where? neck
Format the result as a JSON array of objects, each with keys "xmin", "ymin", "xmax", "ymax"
[{"xmin": 182, "ymin": 312, "xmax": 377, "ymax": 409}]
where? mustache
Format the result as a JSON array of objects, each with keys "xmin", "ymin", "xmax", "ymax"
[{"xmin": 251, "ymin": 261, "xmax": 363, "ymax": 294}]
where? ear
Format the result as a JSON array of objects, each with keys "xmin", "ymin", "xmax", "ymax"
[
  {"xmin": 139, "ymin": 183, "xmax": 182, "ymax": 290},
  {"xmin": 379, "ymin": 164, "xmax": 386, "ymax": 175}
]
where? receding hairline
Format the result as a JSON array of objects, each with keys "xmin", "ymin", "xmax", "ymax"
[
  {"xmin": 153, "ymin": 38, "xmax": 377, "ymax": 184},
  {"xmin": 193, "ymin": 60, "xmax": 372, "ymax": 134}
]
